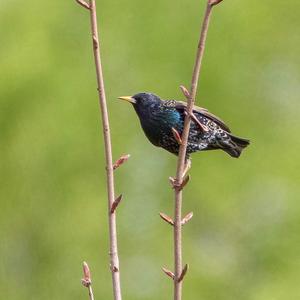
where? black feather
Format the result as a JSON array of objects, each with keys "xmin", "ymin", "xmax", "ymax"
[{"xmin": 123, "ymin": 93, "xmax": 250, "ymax": 158}]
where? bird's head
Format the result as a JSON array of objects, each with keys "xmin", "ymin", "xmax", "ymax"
[{"xmin": 118, "ymin": 92, "xmax": 162, "ymax": 117}]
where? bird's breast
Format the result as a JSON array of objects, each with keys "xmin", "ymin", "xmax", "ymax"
[{"xmin": 139, "ymin": 109, "xmax": 183, "ymax": 147}]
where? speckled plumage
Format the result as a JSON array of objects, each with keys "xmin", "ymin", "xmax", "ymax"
[{"xmin": 123, "ymin": 93, "xmax": 249, "ymax": 158}]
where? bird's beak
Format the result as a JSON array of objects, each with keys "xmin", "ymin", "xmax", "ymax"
[{"xmin": 118, "ymin": 96, "xmax": 136, "ymax": 104}]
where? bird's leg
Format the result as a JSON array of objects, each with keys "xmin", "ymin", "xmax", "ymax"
[
  {"xmin": 182, "ymin": 158, "xmax": 191, "ymax": 179},
  {"xmin": 171, "ymin": 127, "xmax": 191, "ymax": 179},
  {"xmin": 172, "ymin": 127, "xmax": 183, "ymax": 145},
  {"xmin": 169, "ymin": 158, "xmax": 191, "ymax": 191}
]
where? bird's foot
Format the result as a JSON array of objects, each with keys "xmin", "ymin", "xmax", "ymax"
[
  {"xmin": 171, "ymin": 127, "xmax": 183, "ymax": 145},
  {"xmin": 169, "ymin": 174, "xmax": 190, "ymax": 191},
  {"xmin": 182, "ymin": 158, "xmax": 191, "ymax": 179}
]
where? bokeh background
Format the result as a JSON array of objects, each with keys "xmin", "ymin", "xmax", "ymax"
[{"xmin": 1, "ymin": 0, "xmax": 300, "ymax": 299}]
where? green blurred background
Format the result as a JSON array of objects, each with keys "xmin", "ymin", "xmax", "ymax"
[{"xmin": 1, "ymin": 0, "xmax": 300, "ymax": 299}]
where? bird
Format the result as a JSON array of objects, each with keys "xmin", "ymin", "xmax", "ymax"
[{"xmin": 118, "ymin": 92, "xmax": 249, "ymax": 159}]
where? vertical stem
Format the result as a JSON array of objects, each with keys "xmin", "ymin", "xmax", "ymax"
[
  {"xmin": 81, "ymin": 262, "xmax": 96, "ymax": 300},
  {"xmin": 88, "ymin": 1, "xmax": 122, "ymax": 299},
  {"xmin": 173, "ymin": 1, "xmax": 222, "ymax": 300},
  {"xmin": 88, "ymin": 286, "xmax": 95, "ymax": 300},
  {"xmin": 173, "ymin": 190, "xmax": 183, "ymax": 300}
]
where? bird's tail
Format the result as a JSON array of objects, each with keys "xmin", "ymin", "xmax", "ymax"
[{"xmin": 223, "ymin": 133, "xmax": 250, "ymax": 158}]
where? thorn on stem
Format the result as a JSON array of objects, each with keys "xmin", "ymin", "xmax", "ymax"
[
  {"xmin": 113, "ymin": 154, "xmax": 130, "ymax": 170},
  {"xmin": 181, "ymin": 212, "xmax": 193, "ymax": 225},
  {"xmin": 179, "ymin": 85, "xmax": 191, "ymax": 99},
  {"xmin": 159, "ymin": 212, "xmax": 174, "ymax": 226},
  {"xmin": 75, "ymin": 0, "xmax": 90, "ymax": 10},
  {"xmin": 162, "ymin": 267, "xmax": 175, "ymax": 280},
  {"xmin": 172, "ymin": 127, "xmax": 183, "ymax": 145},
  {"xmin": 81, "ymin": 261, "xmax": 92, "ymax": 287},
  {"xmin": 110, "ymin": 194, "xmax": 123, "ymax": 214},
  {"xmin": 178, "ymin": 264, "xmax": 189, "ymax": 283}
]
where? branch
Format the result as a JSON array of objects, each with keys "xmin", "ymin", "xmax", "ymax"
[
  {"xmin": 76, "ymin": 1, "xmax": 122, "ymax": 299},
  {"xmin": 172, "ymin": 1, "xmax": 224, "ymax": 299},
  {"xmin": 81, "ymin": 262, "xmax": 95, "ymax": 300}
]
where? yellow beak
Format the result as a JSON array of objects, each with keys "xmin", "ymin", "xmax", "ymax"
[{"xmin": 118, "ymin": 96, "xmax": 136, "ymax": 104}]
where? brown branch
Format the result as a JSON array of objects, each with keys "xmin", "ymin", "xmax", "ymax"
[
  {"xmin": 76, "ymin": 1, "xmax": 122, "ymax": 299},
  {"xmin": 173, "ymin": 1, "xmax": 224, "ymax": 299},
  {"xmin": 81, "ymin": 262, "xmax": 95, "ymax": 300}
]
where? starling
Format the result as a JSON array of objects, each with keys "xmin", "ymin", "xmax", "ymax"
[{"xmin": 118, "ymin": 93, "xmax": 249, "ymax": 158}]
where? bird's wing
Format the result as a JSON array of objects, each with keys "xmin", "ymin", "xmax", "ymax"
[{"xmin": 174, "ymin": 100, "xmax": 231, "ymax": 133}]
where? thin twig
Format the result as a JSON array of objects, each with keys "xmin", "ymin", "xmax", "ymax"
[
  {"xmin": 173, "ymin": 1, "xmax": 224, "ymax": 299},
  {"xmin": 81, "ymin": 262, "xmax": 95, "ymax": 300},
  {"xmin": 76, "ymin": 1, "xmax": 122, "ymax": 299}
]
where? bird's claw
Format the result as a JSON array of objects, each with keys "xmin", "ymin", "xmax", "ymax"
[
  {"xmin": 169, "ymin": 174, "xmax": 190, "ymax": 191},
  {"xmin": 182, "ymin": 159, "xmax": 191, "ymax": 179}
]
